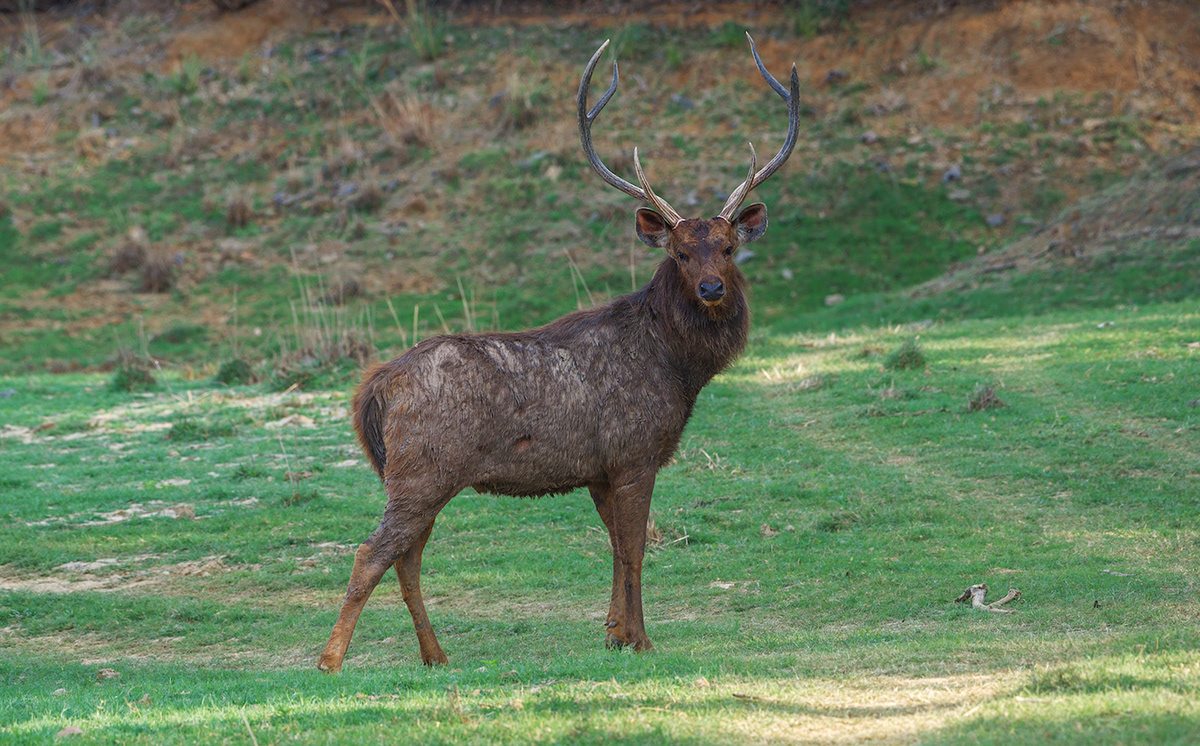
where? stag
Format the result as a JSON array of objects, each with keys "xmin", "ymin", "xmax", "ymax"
[{"xmin": 317, "ymin": 34, "xmax": 799, "ymax": 672}]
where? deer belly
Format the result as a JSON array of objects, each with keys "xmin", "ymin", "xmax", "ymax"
[{"xmin": 469, "ymin": 427, "xmax": 601, "ymax": 497}]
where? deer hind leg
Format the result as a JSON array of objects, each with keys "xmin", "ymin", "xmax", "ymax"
[
  {"xmin": 589, "ymin": 484, "xmax": 626, "ymax": 646},
  {"xmin": 392, "ymin": 520, "xmax": 448, "ymax": 666},
  {"xmin": 318, "ymin": 483, "xmax": 454, "ymax": 673},
  {"xmin": 605, "ymin": 469, "xmax": 657, "ymax": 652}
]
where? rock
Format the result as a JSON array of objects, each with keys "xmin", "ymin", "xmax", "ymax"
[
  {"xmin": 824, "ymin": 293, "xmax": 845, "ymax": 306},
  {"xmin": 860, "ymin": 130, "xmax": 878, "ymax": 144},
  {"xmin": 942, "ymin": 165, "xmax": 962, "ymax": 182},
  {"xmin": 670, "ymin": 94, "xmax": 695, "ymax": 111},
  {"xmin": 986, "ymin": 213, "xmax": 1005, "ymax": 227},
  {"xmin": 211, "ymin": 0, "xmax": 262, "ymax": 9},
  {"xmin": 948, "ymin": 188, "xmax": 971, "ymax": 201},
  {"xmin": 824, "ymin": 69, "xmax": 848, "ymax": 84},
  {"xmin": 734, "ymin": 249, "xmax": 755, "ymax": 265},
  {"xmin": 781, "ymin": 268, "xmax": 793, "ymax": 280}
]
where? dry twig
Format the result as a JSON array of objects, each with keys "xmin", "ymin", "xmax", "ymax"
[{"xmin": 954, "ymin": 583, "xmax": 1022, "ymax": 613}]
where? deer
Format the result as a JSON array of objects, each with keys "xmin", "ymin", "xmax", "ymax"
[{"xmin": 317, "ymin": 33, "xmax": 800, "ymax": 672}]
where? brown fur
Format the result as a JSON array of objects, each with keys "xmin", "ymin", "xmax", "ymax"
[{"xmin": 318, "ymin": 209, "xmax": 766, "ymax": 671}]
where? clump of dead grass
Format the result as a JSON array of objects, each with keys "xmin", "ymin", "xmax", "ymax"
[
  {"xmin": 109, "ymin": 349, "xmax": 156, "ymax": 392},
  {"xmin": 270, "ymin": 272, "xmax": 376, "ymax": 390},
  {"xmin": 140, "ymin": 247, "xmax": 176, "ymax": 293},
  {"xmin": 214, "ymin": 358, "xmax": 257, "ymax": 386},
  {"xmin": 372, "ymin": 89, "xmax": 437, "ymax": 148},
  {"xmin": 967, "ymin": 383, "xmax": 1006, "ymax": 412},
  {"xmin": 350, "ymin": 182, "xmax": 384, "ymax": 213},
  {"xmin": 225, "ymin": 196, "xmax": 254, "ymax": 228},
  {"xmin": 493, "ymin": 72, "xmax": 551, "ymax": 132},
  {"xmin": 108, "ymin": 226, "xmax": 149, "ymax": 275},
  {"xmin": 321, "ymin": 278, "xmax": 363, "ymax": 306},
  {"xmin": 884, "ymin": 337, "xmax": 926, "ymax": 371}
]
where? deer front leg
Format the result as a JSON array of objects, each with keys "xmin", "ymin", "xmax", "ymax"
[
  {"xmin": 607, "ymin": 468, "xmax": 657, "ymax": 652},
  {"xmin": 589, "ymin": 484, "xmax": 626, "ymax": 644}
]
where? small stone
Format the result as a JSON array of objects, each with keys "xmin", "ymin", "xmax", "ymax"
[
  {"xmin": 55, "ymin": 726, "xmax": 83, "ymax": 738},
  {"xmin": 670, "ymin": 94, "xmax": 695, "ymax": 111},
  {"xmin": 948, "ymin": 188, "xmax": 971, "ymax": 201},
  {"xmin": 734, "ymin": 249, "xmax": 755, "ymax": 265},
  {"xmin": 824, "ymin": 69, "xmax": 848, "ymax": 84},
  {"xmin": 942, "ymin": 165, "xmax": 962, "ymax": 182},
  {"xmin": 860, "ymin": 130, "xmax": 878, "ymax": 144},
  {"xmin": 781, "ymin": 268, "xmax": 793, "ymax": 280},
  {"xmin": 824, "ymin": 294, "xmax": 845, "ymax": 306},
  {"xmin": 986, "ymin": 213, "xmax": 1005, "ymax": 227}
]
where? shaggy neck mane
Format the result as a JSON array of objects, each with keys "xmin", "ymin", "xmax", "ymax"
[{"xmin": 636, "ymin": 258, "xmax": 750, "ymax": 393}]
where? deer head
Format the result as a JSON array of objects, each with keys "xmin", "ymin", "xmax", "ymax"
[{"xmin": 578, "ymin": 33, "xmax": 800, "ymax": 313}]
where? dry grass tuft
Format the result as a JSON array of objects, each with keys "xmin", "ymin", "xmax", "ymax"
[
  {"xmin": 109, "ymin": 348, "xmax": 156, "ymax": 392},
  {"xmin": 884, "ymin": 337, "xmax": 926, "ymax": 370},
  {"xmin": 109, "ymin": 226, "xmax": 150, "ymax": 276},
  {"xmin": 225, "ymin": 196, "xmax": 254, "ymax": 228},
  {"xmin": 109, "ymin": 242, "xmax": 146, "ymax": 276},
  {"xmin": 968, "ymin": 383, "xmax": 1007, "ymax": 412},
  {"xmin": 373, "ymin": 89, "xmax": 437, "ymax": 147},
  {"xmin": 321, "ymin": 278, "xmax": 363, "ymax": 306},
  {"xmin": 350, "ymin": 182, "xmax": 385, "ymax": 213},
  {"xmin": 140, "ymin": 247, "xmax": 176, "ymax": 293}
]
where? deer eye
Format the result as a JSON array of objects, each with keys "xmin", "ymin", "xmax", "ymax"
[
  {"xmin": 677, "ymin": 251, "xmax": 689, "ymax": 262},
  {"xmin": 724, "ymin": 245, "xmax": 733, "ymax": 257}
]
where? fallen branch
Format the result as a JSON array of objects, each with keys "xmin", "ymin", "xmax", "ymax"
[{"xmin": 954, "ymin": 583, "xmax": 1022, "ymax": 613}]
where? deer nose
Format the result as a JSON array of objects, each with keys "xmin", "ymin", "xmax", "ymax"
[{"xmin": 699, "ymin": 278, "xmax": 725, "ymax": 302}]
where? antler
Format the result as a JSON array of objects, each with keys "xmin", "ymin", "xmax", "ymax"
[
  {"xmin": 578, "ymin": 40, "xmax": 684, "ymax": 227},
  {"xmin": 717, "ymin": 33, "xmax": 802, "ymax": 222}
]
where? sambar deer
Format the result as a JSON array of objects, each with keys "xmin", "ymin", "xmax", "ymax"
[{"xmin": 318, "ymin": 34, "xmax": 799, "ymax": 671}]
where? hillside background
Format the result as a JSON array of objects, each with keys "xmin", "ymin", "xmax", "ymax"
[{"xmin": 1, "ymin": 0, "xmax": 1197, "ymax": 375}]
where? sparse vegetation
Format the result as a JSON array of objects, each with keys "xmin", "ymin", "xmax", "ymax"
[
  {"xmin": 1, "ymin": 3, "xmax": 1199, "ymax": 744},
  {"xmin": 214, "ymin": 358, "xmax": 256, "ymax": 386},
  {"xmin": 884, "ymin": 337, "xmax": 926, "ymax": 371}
]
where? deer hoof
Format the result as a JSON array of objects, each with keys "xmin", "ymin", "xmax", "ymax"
[
  {"xmin": 605, "ymin": 633, "xmax": 627, "ymax": 650},
  {"xmin": 316, "ymin": 657, "xmax": 342, "ymax": 674}
]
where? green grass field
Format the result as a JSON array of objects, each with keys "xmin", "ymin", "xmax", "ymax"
[
  {"xmin": 2, "ymin": 4, "xmax": 1200, "ymax": 743},
  {"xmin": 2, "ymin": 274, "xmax": 1197, "ymax": 743}
]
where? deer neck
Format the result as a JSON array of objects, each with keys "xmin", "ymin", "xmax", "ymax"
[{"xmin": 647, "ymin": 259, "xmax": 749, "ymax": 393}]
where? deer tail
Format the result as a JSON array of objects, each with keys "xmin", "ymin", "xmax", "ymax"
[{"xmin": 352, "ymin": 364, "xmax": 390, "ymax": 482}]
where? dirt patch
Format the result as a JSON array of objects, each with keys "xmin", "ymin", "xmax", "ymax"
[{"xmin": 0, "ymin": 553, "xmax": 264, "ymax": 597}]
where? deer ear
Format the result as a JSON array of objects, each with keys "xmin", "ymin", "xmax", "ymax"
[
  {"xmin": 635, "ymin": 209, "xmax": 672, "ymax": 249},
  {"xmin": 734, "ymin": 203, "xmax": 768, "ymax": 244}
]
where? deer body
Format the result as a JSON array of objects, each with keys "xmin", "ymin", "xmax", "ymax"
[
  {"xmin": 318, "ymin": 35, "xmax": 799, "ymax": 672},
  {"xmin": 356, "ymin": 255, "xmax": 748, "ymax": 500}
]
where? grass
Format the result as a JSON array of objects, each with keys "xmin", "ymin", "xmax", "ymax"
[
  {"xmin": 1, "ymin": 6, "xmax": 1199, "ymax": 743},
  {"xmin": 0, "ymin": 279, "xmax": 1197, "ymax": 742}
]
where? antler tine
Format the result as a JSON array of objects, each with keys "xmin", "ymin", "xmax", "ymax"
[
  {"xmin": 717, "ymin": 143, "xmax": 758, "ymax": 222},
  {"xmin": 718, "ymin": 33, "xmax": 802, "ymax": 221},
  {"xmin": 747, "ymin": 31, "xmax": 789, "ymax": 102},
  {"xmin": 578, "ymin": 39, "xmax": 683, "ymax": 226},
  {"xmin": 633, "ymin": 148, "xmax": 684, "ymax": 226}
]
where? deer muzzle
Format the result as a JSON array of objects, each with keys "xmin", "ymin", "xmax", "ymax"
[{"xmin": 699, "ymin": 277, "xmax": 725, "ymax": 304}]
